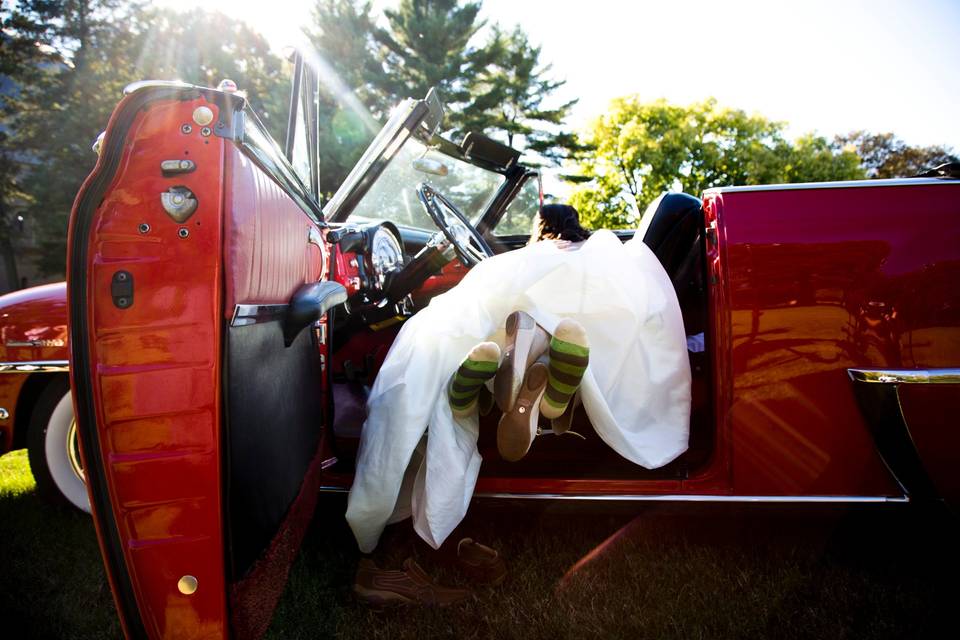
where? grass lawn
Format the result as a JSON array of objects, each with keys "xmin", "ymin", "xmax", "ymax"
[{"xmin": 2, "ymin": 448, "xmax": 957, "ymax": 639}]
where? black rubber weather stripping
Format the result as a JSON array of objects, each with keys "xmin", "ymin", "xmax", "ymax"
[{"xmin": 69, "ymin": 86, "xmax": 225, "ymax": 640}]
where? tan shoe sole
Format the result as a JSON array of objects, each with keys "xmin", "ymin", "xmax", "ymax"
[{"xmin": 497, "ymin": 362, "xmax": 548, "ymax": 462}]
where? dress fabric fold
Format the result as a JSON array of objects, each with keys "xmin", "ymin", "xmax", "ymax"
[{"xmin": 345, "ymin": 230, "xmax": 692, "ymax": 552}]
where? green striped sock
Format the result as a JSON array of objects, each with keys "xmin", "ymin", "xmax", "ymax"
[
  {"xmin": 541, "ymin": 330, "xmax": 589, "ymax": 419},
  {"xmin": 449, "ymin": 342, "xmax": 501, "ymax": 417}
]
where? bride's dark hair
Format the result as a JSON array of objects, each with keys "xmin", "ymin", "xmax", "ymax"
[{"xmin": 530, "ymin": 204, "xmax": 592, "ymax": 243}]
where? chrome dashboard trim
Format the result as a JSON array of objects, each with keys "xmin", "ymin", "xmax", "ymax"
[
  {"xmin": 705, "ymin": 177, "xmax": 956, "ymax": 194},
  {"xmin": 316, "ymin": 486, "xmax": 907, "ymax": 503},
  {"xmin": 230, "ymin": 303, "xmax": 288, "ymax": 327},
  {"xmin": 0, "ymin": 360, "xmax": 70, "ymax": 373},
  {"xmin": 848, "ymin": 368, "xmax": 960, "ymax": 385}
]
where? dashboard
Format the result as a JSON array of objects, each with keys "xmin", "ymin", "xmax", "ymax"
[{"xmin": 326, "ymin": 221, "xmax": 465, "ymax": 328}]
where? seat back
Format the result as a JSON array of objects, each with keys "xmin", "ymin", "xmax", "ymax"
[{"xmin": 639, "ymin": 192, "xmax": 705, "ymax": 335}]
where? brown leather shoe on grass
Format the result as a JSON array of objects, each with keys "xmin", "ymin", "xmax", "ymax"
[
  {"xmin": 354, "ymin": 558, "xmax": 473, "ymax": 607},
  {"xmin": 454, "ymin": 538, "xmax": 507, "ymax": 586}
]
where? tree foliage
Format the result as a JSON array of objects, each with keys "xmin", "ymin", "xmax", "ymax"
[
  {"xmin": 567, "ymin": 97, "xmax": 865, "ymax": 229},
  {"xmin": 1, "ymin": 1, "xmax": 64, "ymax": 288},
  {"xmin": 1, "ymin": 2, "xmax": 289, "ymax": 278},
  {"xmin": 306, "ymin": 0, "xmax": 577, "ymax": 175},
  {"xmin": 4, "ymin": 0, "xmax": 140, "ymax": 278},
  {"xmin": 835, "ymin": 131, "xmax": 958, "ymax": 178},
  {"xmin": 374, "ymin": 0, "xmax": 493, "ymax": 118},
  {"xmin": 305, "ymin": 0, "xmax": 385, "ymax": 196},
  {"xmin": 457, "ymin": 25, "xmax": 578, "ymax": 163}
]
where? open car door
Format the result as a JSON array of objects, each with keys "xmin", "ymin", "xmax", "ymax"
[{"xmin": 66, "ymin": 62, "xmax": 439, "ymax": 639}]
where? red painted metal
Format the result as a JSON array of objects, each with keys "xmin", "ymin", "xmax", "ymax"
[
  {"xmin": 897, "ymin": 384, "xmax": 960, "ymax": 504},
  {"xmin": 0, "ymin": 283, "xmax": 70, "ymax": 451},
  {"xmin": 331, "ymin": 244, "xmax": 362, "ymax": 297},
  {"xmin": 712, "ymin": 183, "xmax": 959, "ymax": 497},
  {"xmin": 413, "ymin": 257, "xmax": 469, "ymax": 303},
  {"xmin": 0, "ymin": 374, "xmax": 29, "ymax": 452},
  {"xmin": 0, "ymin": 282, "xmax": 69, "ymax": 363},
  {"xmin": 71, "ymin": 95, "xmax": 228, "ymax": 638},
  {"xmin": 223, "ymin": 149, "xmax": 324, "ymax": 313}
]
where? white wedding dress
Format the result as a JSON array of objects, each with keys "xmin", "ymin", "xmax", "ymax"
[{"xmin": 345, "ymin": 230, "xmax": 692, "ymax": 552}]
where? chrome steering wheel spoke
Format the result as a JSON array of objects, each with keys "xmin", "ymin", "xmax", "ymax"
[{"xmin": 416, "ymin": 182, "xmax": 494, "ymax": 268}]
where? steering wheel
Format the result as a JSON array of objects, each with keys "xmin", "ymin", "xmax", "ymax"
[{"xmin": 416, "ymin": 183, "xmax": 494, "ymax": 268}]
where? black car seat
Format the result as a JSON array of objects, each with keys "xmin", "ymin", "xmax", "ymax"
[
  {"xmin": 637, "ymin": 192, "xmax": 705, "ymax": 336},
  {"xmin": 638, "ymin": 192, "xmax": 712, "ymax": 469}
]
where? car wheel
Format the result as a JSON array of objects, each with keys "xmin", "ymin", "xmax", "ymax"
[{"xmin": 26, "ymin": 377, "xmax": 91, "ymax": 513}]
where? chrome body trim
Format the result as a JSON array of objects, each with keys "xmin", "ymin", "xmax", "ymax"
[
  {"xmin": 230, "ymin": 304, "xmax": 288, "ymax": 327},
  {"xmin": 5, "ymin": 339, "xmax": 66, "ymax": 348},
  {"xmin": 848, "ymin": 368, "xmax": 960, "ymax": 385},
  {"xmin": 705, "ymin": 177, "xmax": 956, "ymax": 195},
  {"xmin": 316, "ymin": 485, "xmax": 907, "ymax": 503},
  {"xmin": 123, "ymin": 79, "xmax": 198, "ymax": 95},
  {"xmin": 471, "ymin": 493, "xmax": 909, "ymax": 503},
  {"xmin": 0, "ymin": 360, "xmax": 70, "ymax": 373}
]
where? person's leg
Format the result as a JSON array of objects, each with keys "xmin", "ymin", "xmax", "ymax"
[
  {"xmin": 540, "ymin": 319, "xmax": 590, "ymax": 419},
  {"xmin": 448, "ymin": 342, "xmax": 500, "ymax": 418}
]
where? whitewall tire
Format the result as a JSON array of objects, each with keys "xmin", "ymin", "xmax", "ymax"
[{"xmin": 27, "ymin": 377, "xmax": 91, "ymax": 513}]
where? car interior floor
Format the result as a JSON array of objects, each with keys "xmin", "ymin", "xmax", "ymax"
[{"xmin": 328, "ymin": 338, "xmax": 713, "ymax": 481}]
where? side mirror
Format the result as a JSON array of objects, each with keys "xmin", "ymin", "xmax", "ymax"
[{"xmin": 283, "ymin": 281, "xmax": 348, "ymax": 347}]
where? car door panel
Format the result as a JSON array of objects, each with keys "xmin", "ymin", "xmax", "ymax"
[
  {"xmin": 69, "ymin": 89, "xmax": 229, "ymax": 639},
  {"xmin": 221, "ymin": 144, "xmax": 328, "ymax": 638}
]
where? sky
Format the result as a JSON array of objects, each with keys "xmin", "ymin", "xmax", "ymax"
[{"xmin": 156, "ymin": 0, "xmax": 960, "ymax": 149}]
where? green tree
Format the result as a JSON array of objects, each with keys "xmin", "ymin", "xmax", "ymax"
[
  {"xmin": 568, "ymin": 96, "xmax": 865, "ymax": 229},
  {"xmin": 305, "ymin": 0, "xmax": 385, "ymax": 196},
  {"xmin": 307, "ymin": 0, "xmax": 387, "ymax": 115},
  {"xmin": 372, "ymin": 0, "xmax": 496, "ymax": 123},
  {"xmin": 1, "ymin": 1, "xmax": 66, "ymax": 289},
  {"xmin": 836, "ymin": 131, "xmax": 958, "ymax": 178},
  {"xmin": 458, "ymin": 25, "xmax": 578, "ymax": 163},
  {"xmin": 8, "ymin": 0, "xmax": 136, "ymax": 277},
  {"xmin": 781, "ymin": 134, "xmax": 864, "ymax": 183}
]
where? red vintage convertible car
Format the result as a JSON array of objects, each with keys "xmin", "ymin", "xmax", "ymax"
[{"xmin": 6, "ymin": 51, "xmax": 960, "ymax": 638}]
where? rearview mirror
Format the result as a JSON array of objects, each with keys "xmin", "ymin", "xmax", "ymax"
[{"xmin": 413, "ymin": 157, "xmax": 449, "ymax": 176}]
